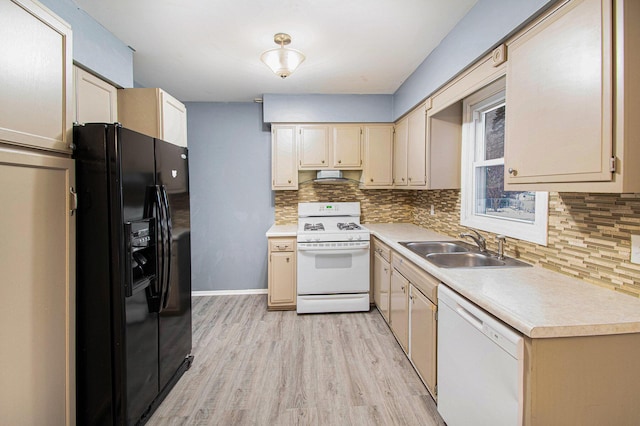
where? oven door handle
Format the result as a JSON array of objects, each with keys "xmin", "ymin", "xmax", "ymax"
[{"xmin": 297, "ymin": 245, "xmax": 370, "ymax": 253}]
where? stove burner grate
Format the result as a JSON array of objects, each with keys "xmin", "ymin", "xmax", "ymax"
[
  {"xmin": 337, "ymin": 222, "xmax": 362, "ymax": 231},
  {"xmin": 304, "ymin": 223, "xmax": 325, "ymax": 231}
]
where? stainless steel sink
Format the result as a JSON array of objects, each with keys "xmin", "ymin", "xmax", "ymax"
[
  {"xmin": 399, "ymin": 240, "xmax": 475, "ymax": 255},
  {"xmin": 425, "ymin": 252, "xmax": 531, "ymax": 268},
  {"xmin": 399, "ymin": 240, "xmax": 531, "ymax": 268}
]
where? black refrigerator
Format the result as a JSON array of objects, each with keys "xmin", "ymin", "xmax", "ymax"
[{"xmin": 74, "ymin": 123, "xmax": 193, "ymax": 425}]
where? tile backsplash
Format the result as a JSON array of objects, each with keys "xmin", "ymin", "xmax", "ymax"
[
  {"xmin": 274, "ymin": 181, "xmax": 415, "ymax": 224},
  {"xmin": 275, "ymin": 185, "xmax": 640, "ymax": 297}
]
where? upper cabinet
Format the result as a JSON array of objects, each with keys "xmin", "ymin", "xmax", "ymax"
[
  {"xmin": 393, "ymin": 118, "xmax": 409, "ymax": 187},
  {"xmin": 118, "ymin": 88, "xmax": 188, "ymax": 147},
  {"xmin": 272, "ymin": 125, "xmax": 298, "ymax": 190},
  {"xmin": 298, "ymin": 125, "xmax": 330, "ymax": 169},
  {"xmin": 298, "ymin": 124, "xmax": 362, "ymax": 170},
  {"xmin": 0, "ymin": 0, "xmax": 73, "ymax": 153},
  {"xmin": 74, "ymin": 66, "xmax": 118, "ymax": 124},
  {"xmin": 394, "ymin": 104, "xmax": 427, "ymax": 188},
  {"xmin": 362, "ymin": 125, "xmax": 394, "ymax": 188},
  {"xmin": 394, "ymin": 99, "xmax": 461, "ymax": 190},
  {"xmin": 332, "ymin": 125, "xmax": 362, "ymax": 169},
  {"xmin": 504, "ymin": 0, "xmax": 640, "ymax": 192}
]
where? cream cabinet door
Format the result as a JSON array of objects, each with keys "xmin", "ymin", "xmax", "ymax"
[
  {"xmin": 393, "ymin": 118, "xmax": 408, "ymax": 186},
  {"xmin": 373, "ymin": 251, "xmax": 391, "ymax": 322},
  {"xmin": 160, "ymin": 90, "xmax": 188, "ymax": 147},
  {"xmin": 390, "ymin": 269, "xmax": 409, "ymax": 352},
  {"xmin": 74, "ymin": 66, "xmax": 118, "ymax": 124},
  {"xmin": 410, "ymin": 285, "xmax": 437, "ymax": 397},
  {"xmin": 298, "ymin": 125, "xmax": 329, "ymax": 169},
  {"xmin": 332, "ymin": 125, "xmax": 362, "ymax": 169},
  {"xmin": 271, "ymin": 125, "xmax": 298, "ymax": 190},
  {"xmin": 268, "ymin": 244, "xmax": 297, "ymax": 310},
  {"xmin": 407, "ymin": 104, "xmax": 427, "ymax": 187},
  {"xmin": 0, "ymin": 0, "xmax": 72, "ymax": 153},
  {"xmin": 362, "ymin": 125, "xmax": 394, "ymax": 188},
  {"xmin": 0, "ymin": 146, "xmax": 75, "ymax": 425},
  {"xmin": 504, "ymin": 0, "xmax": 612, "ymax": 185},
  {"xmin": 118, "ymin": 88, "xmax": 188, "ymax": 147}
]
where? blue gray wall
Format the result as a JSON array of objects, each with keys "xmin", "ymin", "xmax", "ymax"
[
  {"xmin": 186, "ymin": 103, "xmax": 273, "ymax": 291},
  {"xmin": 392, "ymin": 0, "xmax": 555, "ymax": 119},
  {"xmin": 263, "ymin": 94, "xmax": 393, "ymax": 123},
  {"xmin": 39, "ymin": 0, "xmax": 133, "ymax": 87}
]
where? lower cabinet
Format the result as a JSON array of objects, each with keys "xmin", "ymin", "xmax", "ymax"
[
  {"xmin": 375, "ymin": 247, "xmax": 439, "ymax": 399},
  {"xmin": 267, "ymin": 237, "xmax": 296, "ymax": 310},
  {"xmin": 372, "ymin": 237, "xmax": 391, "ymax": 321},
  {"xmin": 390, "ymin": 269, "xmax": 410, "ymax": 352},
  {"xmin": 410, "ymin": 285, "xmax": 437, "ymax": 398}
]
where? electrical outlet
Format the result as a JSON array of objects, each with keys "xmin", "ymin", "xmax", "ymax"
[
  {"xmin": 430, "ymin": 204, "xmax": 435, "ymax": 215},
  {"xmin": 631, "ymin": 234, "xmax": 640, "ymax": 264}
]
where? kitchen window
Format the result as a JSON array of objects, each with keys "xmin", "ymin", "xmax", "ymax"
[{"xmin": 461, "ymin": 78, "xmax": 548, "ymax": 245}]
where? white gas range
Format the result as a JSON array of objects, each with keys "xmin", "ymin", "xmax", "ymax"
[{"xmin": 296, "ymin": 202, "xmax": 371, "ymax": 314}]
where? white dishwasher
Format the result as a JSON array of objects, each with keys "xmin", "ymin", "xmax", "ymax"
[{"xmin": 437, "ymin": 284, "xmax": 524, "ymax": 426}]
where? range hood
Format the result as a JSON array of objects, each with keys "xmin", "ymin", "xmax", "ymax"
[{"xmin": 313, "ymin": 170, "xmax": 351, "ymax": 184}]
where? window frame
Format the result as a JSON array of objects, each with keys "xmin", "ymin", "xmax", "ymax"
[{"xmin": 460, "ymin": 77, "xmax": 549, "ymax": 246}]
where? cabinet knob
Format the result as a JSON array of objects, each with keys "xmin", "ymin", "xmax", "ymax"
[
  {"xmin": 384, "ymin": 267, "xmax": 388, "ymax": 272},
  {"xmin": 508, "ymin": 168, "xmax": 518, "ymax": 176},
  {"xmin": 288, "ymin": 179, "xmax": 291, "ymax": 183},
  {"xmin": 402, "ymin": 177, "xmax": 405, "ymax": 182},
  {"xmin": 370, "ymin": 178, "xmax": 374, "ymax": 182},
  {"xmin": 286, "ymin": 257, "xmax": 290, "ymax": 262},
  {"xmin": 338, "ymin": 160, "xmax": 342, "ymax": 164},
  {"xmin": 321, "ymin": 160, "xmax": 325, "ymax": 164},
  {"xmin": 408, "ymin": 177, "xmax": 412, "ymax": 181}
]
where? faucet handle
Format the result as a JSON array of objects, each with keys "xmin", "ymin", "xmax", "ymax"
[{"xmin": 496, "ymin": 235, "xmax": 507, "ymax": 260}]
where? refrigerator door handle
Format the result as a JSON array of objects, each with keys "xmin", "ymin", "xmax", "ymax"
[
  {"xmin": 160, "ymin": 185, "xmax": 173, "ymax": 310},
  {"xmin": 154, "ymin": 185, "xmax": 167, "ymax": 311}
]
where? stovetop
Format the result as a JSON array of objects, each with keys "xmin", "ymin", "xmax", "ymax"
[{"xmin": 297, "ymin": 202, "xmax": 370, "ymax": 242}]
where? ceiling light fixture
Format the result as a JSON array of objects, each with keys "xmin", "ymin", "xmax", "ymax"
[{"xmin": 260, "ymin": 33, "xmax": 305, "ymax": 79}]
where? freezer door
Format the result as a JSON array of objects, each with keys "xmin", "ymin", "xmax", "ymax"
[
  {"xmin": 155, "ymin": 139, "xmax": 192, "ymax": 390},
  {"xmin": 117, "ymin": 127, "xmax": 161, "ymax": 424}
]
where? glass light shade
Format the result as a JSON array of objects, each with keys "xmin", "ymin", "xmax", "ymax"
[{"xmin": 260, "ymin": 47, "xmax": 305, "ymax": 79}]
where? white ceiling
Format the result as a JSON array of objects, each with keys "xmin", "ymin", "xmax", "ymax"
[{"xmin": 74, "ymin": 0, "xmax": 477, "ymax": 102}]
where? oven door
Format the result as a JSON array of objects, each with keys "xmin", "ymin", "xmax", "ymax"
[{"xmin": 297, "ymin": 241, "xmax": 370, "ymax": 294}]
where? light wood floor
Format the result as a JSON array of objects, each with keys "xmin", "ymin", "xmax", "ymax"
[{"xmin": 149, "ymin": 295, "xmax": 445, "ymax": 426}]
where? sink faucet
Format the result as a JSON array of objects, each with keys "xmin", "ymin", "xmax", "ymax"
[{"xmin": 459, "ymin": 229, "xmax": 487, "ymax": 253}]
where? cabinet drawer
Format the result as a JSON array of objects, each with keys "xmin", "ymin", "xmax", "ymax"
[
  {"xmin": 372, "ymin": 237, "xmax": 391, "ymax": 262},
  {"xmin": 270, "ymin": 239, "xmax": 295, "ymax": 252},
  {"xmin": 391, "ymin": 252, "xmax": 439, "ymax": 305}
]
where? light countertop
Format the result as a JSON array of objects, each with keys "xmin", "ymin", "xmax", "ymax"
[
  {"xmin": 265, "ymin": 224, "xmax": 297, "ymax": 237},
  {"xmin": 366, "ymin": 223, "xmax": 640, "ymax": 339}
]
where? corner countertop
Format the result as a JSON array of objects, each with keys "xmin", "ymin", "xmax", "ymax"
[
  {"xmin": 366, "ymin": 223, "xmax": 640, "ymax": 339},
  {"xmin": 266, "ymin": 224, "xmax": 297, "ymax": 237}
]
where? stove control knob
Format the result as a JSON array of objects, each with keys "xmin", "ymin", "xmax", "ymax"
[
  {"xmin": 348, "ymin": 236, "xmax": 354, "ymax": 241},
  {"xmin": 355, "ymin": 235, "xmax": 361, "ymax": 241}
]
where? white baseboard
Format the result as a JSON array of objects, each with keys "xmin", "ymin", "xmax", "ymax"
[{"xmin": 192, "ymin": 288, "xmax": 268, "ymax": 297}]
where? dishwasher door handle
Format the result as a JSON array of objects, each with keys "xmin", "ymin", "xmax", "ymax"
[{"xmin": 455, "ymin": 305, "xmax": 484, "ymax": 331}]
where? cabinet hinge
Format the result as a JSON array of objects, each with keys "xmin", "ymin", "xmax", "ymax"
[
  {"xmin": 69, "ymin": 187, "xmax": 78, "ymax": 216},
  {"xmin": 360, "ymin": 128, "xmax": 363, "ymax": 135},
  {"xmin": 610, "ymin": 156, "xmax": 616, "ymax": 173},
  {"xmin": 434, "ymin": 384, "xmax": 438, "ymax": 396},
  {"xmin": 434, "ymin": 309, "xmax": 438, "ymax": 321}
]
